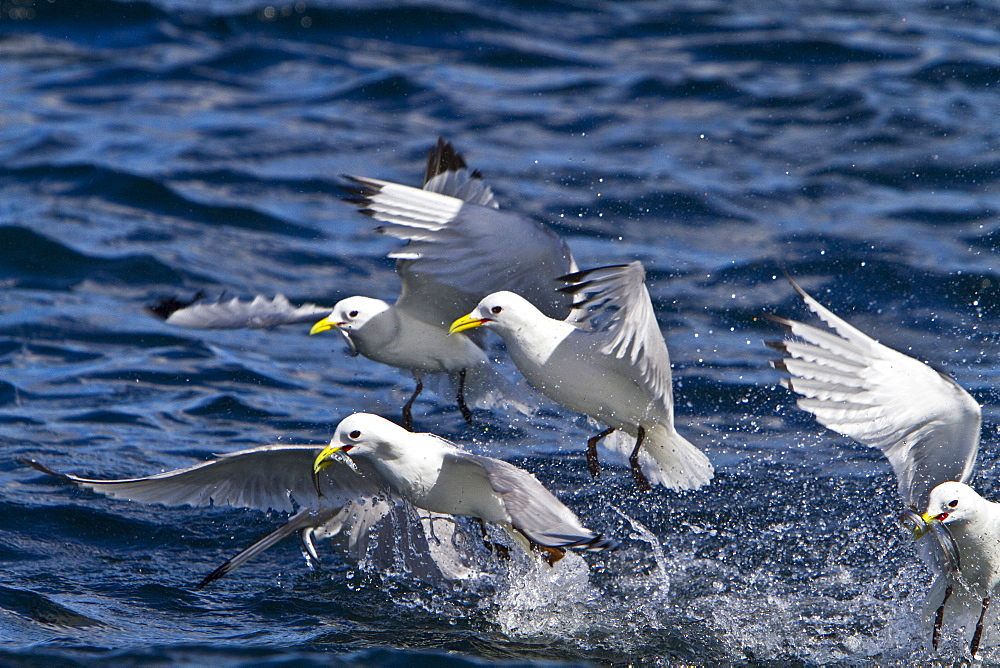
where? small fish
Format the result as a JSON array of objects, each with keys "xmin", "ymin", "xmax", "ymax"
[{"xmin": 899, "ymin": 508, "xmax": 961, "ymax": 573}]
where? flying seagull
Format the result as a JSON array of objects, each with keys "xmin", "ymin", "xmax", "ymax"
[
  {"xmin": 768, "ymin": 276, "xmax": 985, "ymax": 655},
  {"xmin": 25, "ymin": 413, "xmax": 615, "ymax": 586},
  {"xmin": 25, "ymin": 444, "xmax": 474, "ymax": 588},
  {"xmin": 450, "ymin": 261, "xmax": 712, "ymax": 493},
  {"xmin": 313, "ymin": 413, "xmax": 619, "ymax": 560},
  {"xmin": 152, "ymin": 139, "xmax": 576, "ymax": 428}
]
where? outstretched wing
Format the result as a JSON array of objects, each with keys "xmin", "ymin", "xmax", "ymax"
[
  {"xmin": 25, "ymin": 444, "xmax": 383, "ymax": 513},
  {"xmin": 344, "ymin": 177, "xmax": 575, "ymax": 326},
  {"xmin": 443, "ymin": 451, "xmax": 617, "ymax": 551},
  {"xmin": 558, "ymin": 261, "xmax": 673, "ymax": 410},
  {"xmin": 29, "ymin": 445, "xmax": 477, "ymax": 585},
  {"xmin": 768, "ymin": 277, "xmax": 981, "ymax": 508},
  {"xmin": 152, "ymin": 295, "xmax": 333, "ymax": 330}
]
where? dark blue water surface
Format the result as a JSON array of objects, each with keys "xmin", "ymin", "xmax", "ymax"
[{"xmin": 1, "ymin": 0, "xmax": 999, "ymax": 664}]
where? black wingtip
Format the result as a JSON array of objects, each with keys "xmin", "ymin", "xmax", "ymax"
[
  {"xmin": 340, "ymin": 175, "xmax": 381, "ymax": 197},
  {"xmin": 146, "ymin": 291, "xmax": 205, "ymax": 321},
  {"xmin": 21, "ymin": 457, "xmax": 70, "ymax": 481},
  {"xmin": 588, "ymin": 534, "xmax": 621, "ymax": 552},
  {"xmin": 764, "ymin": 314, "xmax": 797, "ymax": 339},
  {"xmin": 779, "ymin": 269, "xmax": 811, "ymax": 301},
  {"xmin": 764, "ymin": 339, "xmax": 790, "ymax": 354},
  {"xmin": 556, "ymin": 279, "xmax": 594, "ymax": 295},
  {"xmin": 196, "ymin": 560, "xmax": 233, "ymax": 589},
  {"xmin": 424, "ymin": 138, "xmax": 468, "ymax": 185},
  {"xmin": 557, "ymin": 264, "xmax": 630, "ymax": 283},
  {"xmin": 341, "ymin": 182, "xmax": 378, "ymax": 204},
  {"xmin": 546, "ymin": 532, "xmax": 620, "ymax": 552}
]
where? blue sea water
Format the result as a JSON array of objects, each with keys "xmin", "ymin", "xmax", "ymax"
[{"xmin": 0, "ymin": 0, "xmax": 998, "ymax": 664}]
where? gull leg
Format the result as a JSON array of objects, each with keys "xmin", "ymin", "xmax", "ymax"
[
  {"xmin": 530, "ymin": 540, "xmax": 566, "ymax": 567},
  {"xmin": 970, "ymin": 595, "xmax": 990, "ymax": 658},
  {"xmin": 933, "ymin": 584, "xmax": 952, "ymax": 650},
  {"xmin": 586, "ymin": 427, "xmax": 615, "ymax": 478},
  {"xmin": 402, "ymin": 378, "xmax": 423, "ymax": 430},
  {"xmin": 475, "ymin": 518, "xmax": 510, "ymax": 560},
  {"xmin": 629, "ymin": 426, "xmax": 652, "ymax": 492},
  {"xmin": 457, "ymin": 369, "xmax": 473, "ymax": 425}
]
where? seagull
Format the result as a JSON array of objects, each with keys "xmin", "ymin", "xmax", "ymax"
[
  {"xmin": 25, "ymin": 443, "xmax": 475, "ymax": 588},
  {"xmin": 313, "ymin": 413, "xmax": 619, "ymax": 561},
  {"xmin": 152, "ymin": 139, "xmax": 576, "ymax": 428},
  {"xmin": 768, "ymin": 276, "xmax": 984, "ymax": 654},
  {"xmin": 25, "ymin": 413, "xmax": 615, "ymax": 586},
  {"xmin": 916, "ymin": 481, "xmax": 1000, "ymax": 658},
  {"xmin": 449, "ymin": 261, "xmax": 713, "ymax": 493}
]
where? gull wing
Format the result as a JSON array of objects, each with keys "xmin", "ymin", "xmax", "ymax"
[
  {"xmin": 442, "ymin": 451, "xmax": 617, "ymax": 550},
  {"xmin": 558, "ymin": 261, "xmax": 674, "ymax": 410},
  {"xmin": 344, "ymin": 177, "xmax": 576, "ymax": 325},
  {"xmin": 768, "ymin": 277, "xmax": 981, "ymax": 508},
  {"xmin": 25, "ymin": 445, "xmax": 384, "ymax": 514},
  {"xmin": 198, "ymin": 505, "xmax": 351, "ymax": 588},
  {"xmin": 148, "ymin": 140, "xmax": 490, "ymax": 333},
  {"xmin": 28, "ymin": 447, "xmax": 477, "ymax": 585},
  {"xmin": 421, "ymin": 137, "xmax": 498, "ymax": 208},
  {"xmin": 152, "ymin": 295, "xmax": 333, "ymax": 330}
]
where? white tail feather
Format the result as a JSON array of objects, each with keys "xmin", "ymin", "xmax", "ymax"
[{"xmin": 602, "ymin": 425, "xmax": 713, "ymax": 491}]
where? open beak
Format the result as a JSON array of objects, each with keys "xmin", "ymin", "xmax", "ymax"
[
  {"xmin": 899, "ymin": 509, "xmax": 946, "ymax": 540},
  {"xmin": 449, "ymin": 312, "xmax": 490, "ymax": 335},
  {"xmin": 312, "ymin": 444, "xmax": 359, "ymax": 495},
  {"xmin": 310, "ymin": 316, "xmax": 358, "ymax": 356},
  {"xmin": 899, "ymin": 509, "xmax": 932, "ymax": 539},
  {"xmin": 313, "ymin": 444, "xmax": 358, "ymax": 475},
  {"xmin": 310, "ymin": 316, "xmax": 343, "ymax": 336}
]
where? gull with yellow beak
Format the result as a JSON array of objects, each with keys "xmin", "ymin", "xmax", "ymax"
[
  {"xmin": 910, "ymin": 481, "xmax": 1000, "ymax": 658},
  {"xmin": 308, "ymin": 140, "xmax": 577, "ymax": 428},
  {"xmin": 313, "ymin": 413, "xmax": 618, "ymax": 560},
  {"xmin": 769, "ymin": 276, "xmax": 985, "ymax": 655},
  {"xmin": 450, "ymin": 261, "xmax": 712, "ymax": 493},
  {"xmin": 152, "ymin": 140, "xmax": 576, "ymax": 429},
  {"xmin": 25, "ymin": 442, "xmax": 474, "ymax": 587}
]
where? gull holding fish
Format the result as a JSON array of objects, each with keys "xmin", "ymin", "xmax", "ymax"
[
  {"xmin": 26, "ymin": 443, "xmax": 471, "ymax": 587},
  {"xmin": 26, "ymin": 413, "xmax": 615, "ymax": 587},
  {"xmin": 313, "ymin": 413, "xmax": 618, "ymax": 559},
  {"xmin": 768, "ymin": 276, "xmax": 988, "ymax": 656}
]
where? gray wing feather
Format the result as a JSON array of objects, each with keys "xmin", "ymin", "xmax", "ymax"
[
  {"xmin": 559, "ymin": 261, "xmax": 674, "ymax": 410},
  {"xmin": 769, "ymin": 277, "xmax": 981, "ymax": 508},
  {"xmin": 198, "ymin": 505, "xmax": 349, "ymax": 588},
  {"xmin": 26, "ymin": 445, "xmax": 383, "ymax": 513},
  {"xmin": 346, "ymin": 177, "xmax": 575, "ymax": 322},
  {"xmin": 164, "ymin": 295, "xmax": 333, "ymax": 329},
  {"xmin": 445, "ymin": 451, "xmax": 614, "ymax": 550}
]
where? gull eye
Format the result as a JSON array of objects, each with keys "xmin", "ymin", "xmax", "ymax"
[
  {"xmin": 348, "ymin": 310, "xmax": 359, "ymax": 318},
  {"xmin": 948, "ymin": 499, "xmax": 959, "ymax": 508},
  {"xmin": 349, "ymin": 430, "xmax": 361, "ymax": 439},
  {"xmin": 490, "ymin": 305, "xmax": 502, "ymax": 315}
]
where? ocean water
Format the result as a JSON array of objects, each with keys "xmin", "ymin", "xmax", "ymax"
[{"xmin": 1, "ymin": 0, "xmax": 998, "ymax": 664}]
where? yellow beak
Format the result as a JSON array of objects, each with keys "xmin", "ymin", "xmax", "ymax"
[
  {"xmin": 310, "ymin": 316, "xmax": 343, "ymax": 336},
  {"xmin": 312, "ymin": 444, "xmax": 357, "ymax": 475},
  {"xmin": 913, "ymin": 511, "xmax": 948, "ymax": 539},
  {"xmin": 449, "ymin": 312, "xmax": 489, "ymax": 335}
]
